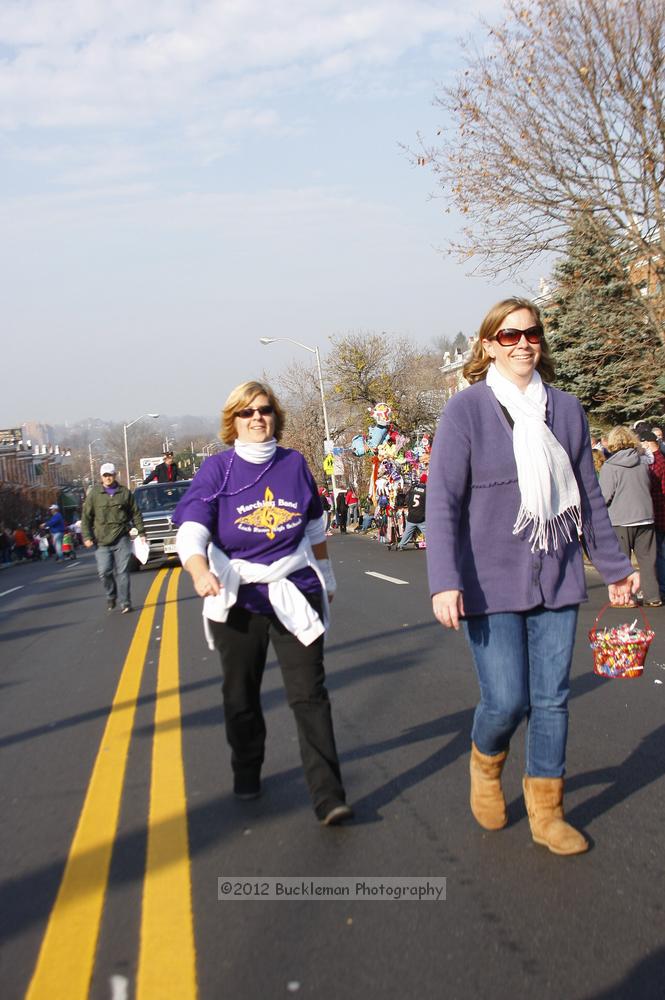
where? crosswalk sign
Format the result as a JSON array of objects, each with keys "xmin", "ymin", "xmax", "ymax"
[{"xmin": 323, "ymin": 454, "xmax": 335, "ymax": 475}]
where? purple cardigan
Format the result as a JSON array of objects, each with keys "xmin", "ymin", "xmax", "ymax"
[{"xmin": 426, "ymin": 380, "xmax": 632, "ymax": 615}]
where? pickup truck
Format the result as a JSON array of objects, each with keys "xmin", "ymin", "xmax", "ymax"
[{"xmin": 130, "ymin": 480, "xmax": 192, "ymax": 568}]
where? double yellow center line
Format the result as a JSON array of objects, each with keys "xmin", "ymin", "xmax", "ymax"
[{"xmin": 27, "ymin": 568, "xmax": 198, "ymax": 999}]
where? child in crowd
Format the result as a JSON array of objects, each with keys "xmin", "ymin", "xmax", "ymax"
[{"xmin": 62, "ymin": 529, "xmax": 76, "ymax": 560}]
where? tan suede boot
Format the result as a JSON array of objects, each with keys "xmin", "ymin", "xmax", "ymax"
[
  {"xmin": 469, "ymin": 743, "xmax": 508, "ymax": 830},
  {"xmin": 522, "ymin": 776, "xmax": 589, "ymax": 855}
]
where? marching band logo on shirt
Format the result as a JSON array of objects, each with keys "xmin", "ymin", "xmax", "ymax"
[{"xmin": 234, "ymin": 486, "xmax": 302, "ymax": 540}]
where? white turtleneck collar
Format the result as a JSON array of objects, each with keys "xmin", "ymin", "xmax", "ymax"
[{"xmin": 234, "ymin": 438, "xmax": 277, "ymax": 464}]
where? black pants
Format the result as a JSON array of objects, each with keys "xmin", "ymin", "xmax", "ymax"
[
  {"xmin": 208, "ymin": 601, "xmax": 346, "ymax": 817},
  {"xmin": 614, "ymin": 524, "xmax": 659, "ymax": 602}
]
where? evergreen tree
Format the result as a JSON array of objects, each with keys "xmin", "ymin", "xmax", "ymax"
[{"xmin": 543, "ymin": 214, "xmax": 665, "ymax": 424}]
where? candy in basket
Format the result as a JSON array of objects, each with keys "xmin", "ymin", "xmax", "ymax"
[{"xmin": 588, "ymin": 604, "xmax": 655, "ymax": 679}]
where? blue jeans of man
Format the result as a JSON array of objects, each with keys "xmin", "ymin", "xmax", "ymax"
[
  {"xmin": 398, "ymin": 519, "xmax": 425, "ymax": 548},
  {"xmin": 463, "ymin": 605, "xmax": 578, "ymax": 777},
  {"xmin": 95, "ymin": 534, "xmax": 132, "ymax": 606},
  {"xmin": 52, "ymin": 532, "xmax": 64, "ymax": 560}
]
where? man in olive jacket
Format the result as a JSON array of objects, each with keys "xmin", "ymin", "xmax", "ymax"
[{"xmin": 82, "ymin": 463, "xmax": 147, "ymax": 613}]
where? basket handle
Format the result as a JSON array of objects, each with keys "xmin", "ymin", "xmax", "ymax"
[{"xmin": 591, "ymin": 601, "xmax": 652, "ymax": 633}]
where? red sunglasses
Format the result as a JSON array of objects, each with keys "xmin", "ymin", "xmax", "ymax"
[{"xmin": 494, "ymin": 326, "xmax": 544, "ymax": 347}]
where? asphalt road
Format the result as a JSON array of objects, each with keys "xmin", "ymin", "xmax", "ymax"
[{"xmin": 1, "ymin": 537, "xmax": 664, "ymax": 1000}]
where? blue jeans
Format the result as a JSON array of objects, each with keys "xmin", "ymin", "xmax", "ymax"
[
  {"xmin": 52, "ymin": 532, "xmax": 64, "ymax": 559},
  {"xmin": 398, "ymin": 519, "xmax": 425, "ymax": 548},
  {"xmin": 463, "ymin": 605, "xmax": 578, "ymax": 777},
  {"xmin": 95, "ymin": 534, "xmax": 132, "ymax": 606}
]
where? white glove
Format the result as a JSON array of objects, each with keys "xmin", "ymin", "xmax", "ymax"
[{"xmin": 317, "ymin": 558, "xmax": 337, "ymax": 597}]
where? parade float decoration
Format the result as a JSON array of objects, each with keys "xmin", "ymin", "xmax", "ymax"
[{"xmin": 347, "ymin": 401, "xmax": 431, "ymax": 504}]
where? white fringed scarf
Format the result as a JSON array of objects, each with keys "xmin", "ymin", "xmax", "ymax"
[{"xmin": 486, "ymin": 363, "xmax": 582, "ymax": 552}]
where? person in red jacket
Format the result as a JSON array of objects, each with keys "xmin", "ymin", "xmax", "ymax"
[
  {"xmin": 143, "ymin": 451, "xmax": 180, "ymax": 484},
  {"xmin": 345, "ymin": 486, "xmax": 358, "ymax": 527},
  {"xmin": 12, "ymin": 526, "xmax": 29, "ymax": 561}
]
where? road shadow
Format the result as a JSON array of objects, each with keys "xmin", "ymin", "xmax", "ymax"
[
  {"xmin": 0, "ymin": 674, "xmax": 223, "ymax": 751},
  {"xmin": 0, "ymin": 791, "xmax": 227, "ymax": 945},
  {"xmin": 343, "ymin": 711, "xmax": 473, "ymax": 823},
  {"xmin": 565, "ymin": 721, "xmax": 665, "ymax": 827},
  {"xmin": 0, "ymin": 622, "xmax": 71, "ymax": 643},
  {"xmin": 581, "ymin": 945, "xmax": 665, "ymax": 999}
]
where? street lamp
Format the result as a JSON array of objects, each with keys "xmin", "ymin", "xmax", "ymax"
[
  {"xmin": 123, "ymin": 413, "xmax": 160, "ymax": 487},
  {"xmin": 163, "ymin": 423, "xmax": 179, "ymax": 453},
  {"xmin": 88, "ymin": 438, "xmax": 101, "ymax": 485},
  {"xmin": 259, "ymin": 337, "xmax": 337, "ymax": 497}
]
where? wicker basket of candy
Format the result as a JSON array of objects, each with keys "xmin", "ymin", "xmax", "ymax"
[{"xmin": 589, "ymin": 604, "xmax": 654, "ymax": 679}]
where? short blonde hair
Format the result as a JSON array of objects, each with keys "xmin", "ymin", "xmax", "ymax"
[
  {"xmin": 463, "ymin": 297, "xmax": 555, "ymax": 384},
  {"xmin": 606, "ymin": 426, "xmax": 640, "ymax": 453},
  {"xmin": 220, "ymin": 380, "xmax": 285, "ymax": 445}
]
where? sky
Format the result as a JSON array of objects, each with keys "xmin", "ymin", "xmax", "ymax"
[{"xmin": 0, "ymin": 0, "xmax": 539, "ymax": 425}]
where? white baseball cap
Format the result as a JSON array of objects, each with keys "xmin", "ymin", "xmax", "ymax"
[
  {"xmin": 100, "ymin": 463, "xmax": 116, "ymax": 476},
  {"xmin": 49, "ymin": 504, "xmax": 59, "ymax": 510}
]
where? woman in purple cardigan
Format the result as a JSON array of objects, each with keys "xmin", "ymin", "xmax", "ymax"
[
  {"xmin": 174, "ymin": 381, "xmax": 352, "ymax": 827},
  {"xmin": 427, "ymin": 297, "xmax": 638, "ymax": 855}
]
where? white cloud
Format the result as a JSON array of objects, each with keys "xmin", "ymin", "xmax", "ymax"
[{"xmin": 0, "ymin": 1, "xmax": 489, "ymax": 130}]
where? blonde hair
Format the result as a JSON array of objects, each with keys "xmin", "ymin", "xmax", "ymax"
[
  {"xmin": 606, "ymin": 426, "xmax": 640, "ymax": 453},
  {"xmin": 592, "ymin": 449, "xmax": 606, "ymax": 474},
  {"xmin": 220, "ymin": 381, "xmax": 285, "ymax": 445},
  {"xmin": 462, "ymin": 297, "xmax": 555, "ymax": 384}
]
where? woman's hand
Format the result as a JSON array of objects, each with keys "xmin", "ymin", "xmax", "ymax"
[
  {"xmin": 192, "ymin": 569, "xmax": 221, "ymax": 598},
  {"xmin": 432, "ymin": 590, "xmax": 465, "ymax": 631},
  {"xmin": 608, "ymin": 572, "xmax": 640, "ymax": 606},
  {"xmin": 184, "ymin": 554, "xmax": 221, "ymax": 597}
]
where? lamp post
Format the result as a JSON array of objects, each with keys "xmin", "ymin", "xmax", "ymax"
[
  {"xmin": 88, "ymin": 438, "xmax": 101, "ymax": 486},
  {"xmin": 259, "ymin": 337, "xmax": 337, "ymax": 498},
  {"xmin": 123, "ymin": 413, "xmax": 160, "ymax": 487}
]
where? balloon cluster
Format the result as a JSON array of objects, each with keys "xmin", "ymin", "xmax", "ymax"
[{"xmin": 349, "ymin": 402, "xmax": 432, "ymax": 502}]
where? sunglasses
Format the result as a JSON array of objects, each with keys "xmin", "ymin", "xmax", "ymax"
[
  {"xmin": 493, "ymin": 326, "xmax": 544, "ymax": 347},
  {"xmin": 235, "ymin": 404, "xmax": 274, "ymax": 419}
]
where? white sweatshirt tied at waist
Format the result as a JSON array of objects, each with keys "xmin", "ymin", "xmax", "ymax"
[{"xmin": 202, "ymin": 538, "xmax": 330, "ymax": 649}]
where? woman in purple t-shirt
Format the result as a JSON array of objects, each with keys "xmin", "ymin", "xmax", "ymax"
[{"xmin": 174, "ymin": 380, "xmax": 352, "ymax": 827}]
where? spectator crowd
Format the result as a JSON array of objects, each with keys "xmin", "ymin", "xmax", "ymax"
[{"xmin": 0, "ymin": 505, "xmax": 82, "ymax": 567}]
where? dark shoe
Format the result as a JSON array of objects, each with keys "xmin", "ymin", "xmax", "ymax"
[
  {"xmin": 643, "ymin": 600, "xmax": 663, "ymax": 607},
  {"xmin": 121, "ymin": 604, "xmax": 132, "ymax": 614},
  {"xmin": 107, "ymin": 599, "xmax": 116, "ymax": 612},
  {"xmin": 234, "ymin": 774, "xmax": 262, "ymax": 800},
  {"xmin": 319, "ymin": 803, "xmax": 354, "ymax": 827}
]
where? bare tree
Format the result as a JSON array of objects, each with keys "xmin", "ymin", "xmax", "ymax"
[
  {"xmin": 102, "ymin": 423, "xmax": 167, "ymax": 483},
  {"xmin": 424, "ymin": 0, "xmax": 665, "ymax": 335},
  {"xmin": 273, "ymin": 360, "xmax": 328, "ymax": 481},
  {"xmin": 273, "ymin": 335, "xmax": 448, "ymax": 486}
]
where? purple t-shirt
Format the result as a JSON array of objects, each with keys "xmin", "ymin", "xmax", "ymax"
[{"xmin": 173, "ymin": 447, "xmax": 323, "ymax": 614}]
